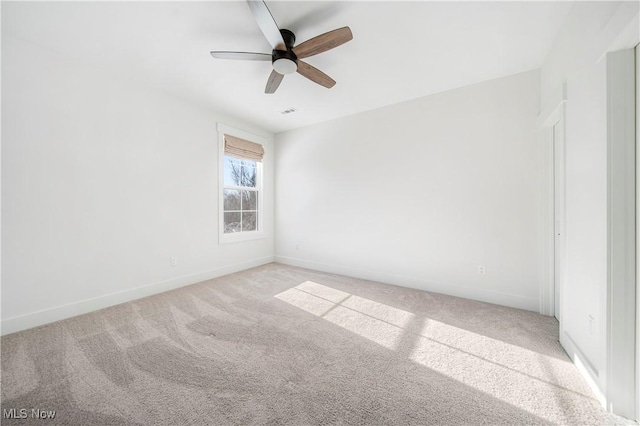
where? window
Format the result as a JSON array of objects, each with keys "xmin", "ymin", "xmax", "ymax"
[
  {"xmin": 218, "ymin": 124, "xmax": 265, "ymax": 243},
  {"xmin": 223, "ymin": 157, "xmax": 258, "ymax": 233}
]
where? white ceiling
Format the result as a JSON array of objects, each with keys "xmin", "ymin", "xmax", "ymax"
[{"xmin": 3, "ymin": 1, "xmax": 572, "ymax": 134}]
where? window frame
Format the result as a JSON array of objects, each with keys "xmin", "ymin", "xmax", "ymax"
[{"xmin": 217, "ymin": 123, "xmax": 265, "ymax": 244}]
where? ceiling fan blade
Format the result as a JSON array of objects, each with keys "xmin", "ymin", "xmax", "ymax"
[
  {"xmin": 265, "ymin": 69, "xmax": 284, "ymax": 94},
  {"xmin": 246, "ymin": 0, "xmax": 286, "ymax": 50},
  {"xmin": 293, "ymin": 26, "xmax": 353, "ymax": 59},
  {"xmin": 210, "ymin": 51, "xmax": 272, "ymax": 61},
  {"xmin": 297, "ymin": 61, "xmax": 336, "ymax": 88}
]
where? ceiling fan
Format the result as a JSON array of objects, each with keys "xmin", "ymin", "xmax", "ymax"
[{"xmin": 210, "ymin": 0, "xmax": 353, "ymax": 94}]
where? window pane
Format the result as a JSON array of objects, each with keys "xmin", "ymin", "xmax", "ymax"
[
  {"xmin": 224, "ymin": 212, "xmax": 241, "ymax": 233},
  {"xmin": 242, "ymin": 190, "xmax": 257, "ymax": 210},
  {"xmin": 242, "ymin": 211, "xmax": 257, "ymax": 231},
  {"xmin": 241, "ymin": 163, "xmax": 257, "ymax": 187},
  {"xmin": 224, "ymin": 156, "xmax": 243, "ymax": 186},
  {"xmin": 223, "ymin": 189, "xmax": 241, "ymax": 211}
]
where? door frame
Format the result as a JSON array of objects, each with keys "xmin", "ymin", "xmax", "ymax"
[
  {"xmin": 636, "ymin": 42, "xmax": 640, "ymax": 425},
  {"xmin": 538, "ymin": 83, "xmax": 567, "ymax": 324}
]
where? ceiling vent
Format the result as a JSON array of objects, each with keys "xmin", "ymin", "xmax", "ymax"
[{"xmin": 280, "ymin": 107, "xmax": 297, "ymax": 115}]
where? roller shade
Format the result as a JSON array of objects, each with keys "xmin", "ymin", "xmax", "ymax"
[{"xmin": 224, "ymin": 134, "xmax": 264, "ymax": 162}]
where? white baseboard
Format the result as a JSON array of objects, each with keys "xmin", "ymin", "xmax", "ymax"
[
  {"xmin": 560, "ymin": 331, "xmax": 606, "ymax": 407},
  {"xmin": 275, "ymin": 255, "xmax": 539, "ymax": 312},
  {"xmin": 1, "ymin": 256, "xmax": 275, "ymax": 336}
]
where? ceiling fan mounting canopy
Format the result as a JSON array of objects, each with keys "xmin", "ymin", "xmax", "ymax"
[
  {"xmin": 210, "ymin": 0, "xmax": 353, "ymax": 94},
  {"xmin": 278, "ymin": 29, "xmax": 296, "ymax": 49}
]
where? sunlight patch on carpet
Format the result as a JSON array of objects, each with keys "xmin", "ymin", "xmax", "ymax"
[
  {"xmin": 275, "ymin": 281, "xmax": 600, "ymax": 424},
  {"xmin": 275, "ymin": 281, "xmax": 413, "ymax": 349}
]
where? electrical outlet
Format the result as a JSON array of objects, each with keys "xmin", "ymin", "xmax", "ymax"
[
  {"xmin": 478, "ymin": 265, "xmax": 486, "ymax": 275},
  {"xmin": 170, "ymin": 256, "xmax": 178, "ymax": 266},
  {"xmin": 295, "ymin": 244, "xmax": 299, "ymax": 251}
]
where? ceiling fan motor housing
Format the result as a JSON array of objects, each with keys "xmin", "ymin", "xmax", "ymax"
[{"xmin": 272, "ymin": 29, "xmax": 297, "ymax": 75}]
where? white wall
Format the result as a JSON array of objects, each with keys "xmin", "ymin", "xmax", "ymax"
[
  {"xmin": 275, "ymin": 70, "xmax": 542, "ymax": 311},
  {"xmin": 540, "ymin": 0, "xmax": 639, "ymax": 398},
  {"xmin": 1, "ymin": 36, "xmax": 274, "ymax": 334}
]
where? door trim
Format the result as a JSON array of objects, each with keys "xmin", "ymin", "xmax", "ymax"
[
  {"xmin": 636, "ymin": 42, "xmax": 640, "ymax": 425},
  {"xmin": 538, "ymin": 83, "xmax": 566, "ymax": 319}
]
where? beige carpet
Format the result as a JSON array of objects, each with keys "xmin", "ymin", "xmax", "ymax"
[{"xmin": 0, "ymin": 263, "xmax": 631, "ymax": 425}]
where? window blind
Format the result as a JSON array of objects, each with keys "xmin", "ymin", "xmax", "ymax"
[{"xmin": 224, "ymin": 134, "xmax": 264, "ymax": 162}]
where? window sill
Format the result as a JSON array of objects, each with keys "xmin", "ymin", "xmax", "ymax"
[{"xmin": 219, "ymin": 231, "xmax": 265, "ymax": 245}]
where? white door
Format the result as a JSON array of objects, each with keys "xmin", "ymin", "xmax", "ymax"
[{"xmin": 553, "ymin": 120, "xmax": 565, "ymax": 321}]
